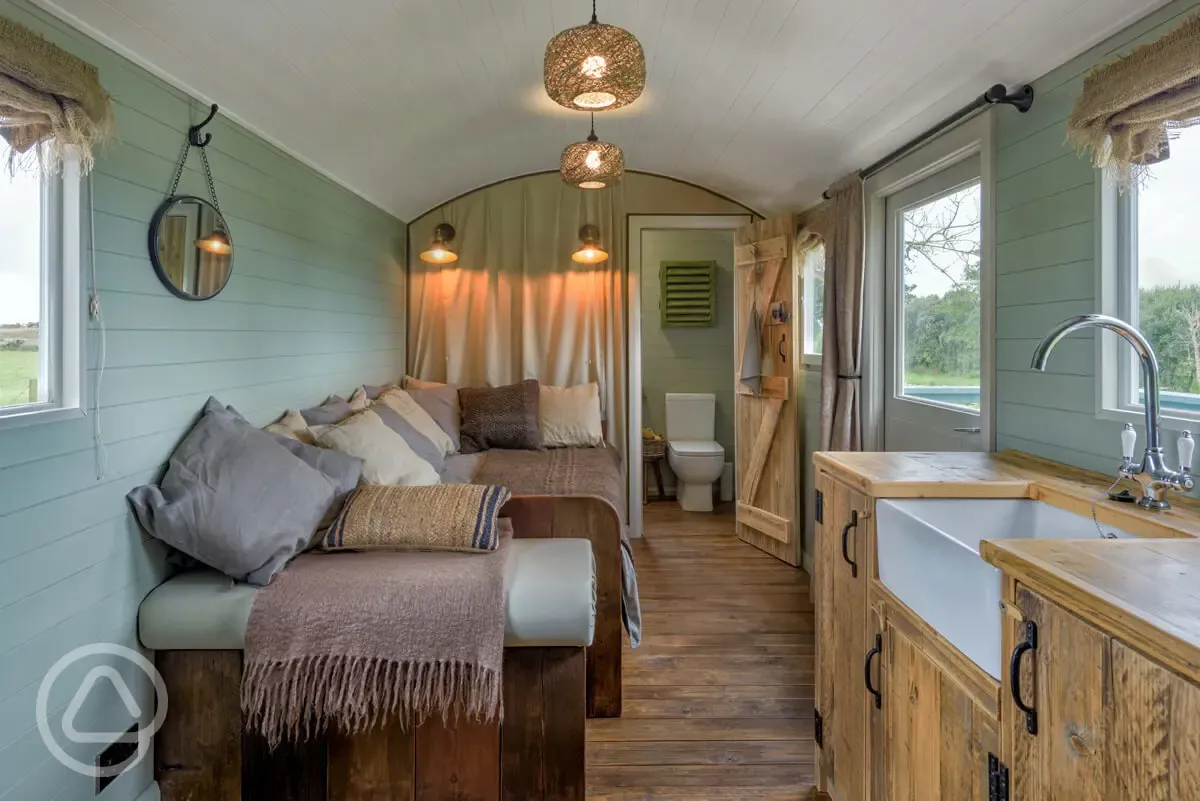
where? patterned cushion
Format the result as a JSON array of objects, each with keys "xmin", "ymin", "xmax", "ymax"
[
  {"xmin": 322, "ymin": 484, "xmax": 511, "ymax": 552},
  {"xmin": 458, "ymin": 379, "xmax": 543, "ymax": 453}
]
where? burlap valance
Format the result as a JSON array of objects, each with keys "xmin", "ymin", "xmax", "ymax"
[
  {"xmin": 1067, "ymin": 12, "xmax": 1200, "ymax": 188},
  {"xmin": 0, "ymin": 14, "xmax": 114, "ymax": 174}
]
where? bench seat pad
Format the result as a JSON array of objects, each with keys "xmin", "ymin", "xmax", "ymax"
[{"xmin": 139, "ymin": 539, "xmax": 595, "ymax": 650}]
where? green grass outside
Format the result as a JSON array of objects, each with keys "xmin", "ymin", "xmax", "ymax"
[
  {"xmin": 0, "ymin": 350, "xmax": 39, "ymax": 407},
  {"xmin": 904, "ymin": 369, "xmax": 980, "ymax": 387}
]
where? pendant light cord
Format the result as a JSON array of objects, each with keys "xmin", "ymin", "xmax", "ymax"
[{"xmin": 590, "ymin": 0, "xmax": 597, "ymax": 23}]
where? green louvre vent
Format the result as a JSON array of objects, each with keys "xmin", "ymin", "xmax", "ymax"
[{"xmin": 660, "ymin": 261, "xmax": 717, "ymax": 327}]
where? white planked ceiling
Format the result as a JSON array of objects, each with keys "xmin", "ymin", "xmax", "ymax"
[{"xmin": 37, "ymin": 0, "xmax": 1173, "ymax": 220}]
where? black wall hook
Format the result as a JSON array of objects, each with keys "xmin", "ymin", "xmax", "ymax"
[
  {"xmin": 984, "ymin": 84, "xmax": 1035, "ymax": 114},
  {"xmin": 188, "ymin": 104, "xmax": 219, "ymax": 148}
]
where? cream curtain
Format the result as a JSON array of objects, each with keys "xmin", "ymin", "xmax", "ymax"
[
  {"xmin": 0, "ymin": 14, "xmax": 113, "ymax": 174},
  {"xmin": 408, "ymin": 173, "xmax": 627, "ymax": 451},
  {"xmin": 1067, "ymin": 11, "xmax": 1200, "ymax": 187},
  {"xmin": 819, "ymin": 174, "xmax": 865, "ymax": 452}
]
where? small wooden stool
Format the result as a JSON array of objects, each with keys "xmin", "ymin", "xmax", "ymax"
[{"xmin": 643, "ymin": 436, "xmax": 667, "ymax": 503}]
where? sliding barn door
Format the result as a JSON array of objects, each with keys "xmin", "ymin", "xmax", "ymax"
[{"xmin": 734, "ymin": 216, "xmax": 801, "ymax": 566}]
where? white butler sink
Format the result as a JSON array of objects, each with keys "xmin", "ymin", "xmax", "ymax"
[{"xmin": 876, "ymin": 499, "xmax": 1136, "ymax": 680}]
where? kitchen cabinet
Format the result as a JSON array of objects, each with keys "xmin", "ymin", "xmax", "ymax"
[{"xmin": 1005, "ymin": 585, "xmax": 1200, "ymax": 801}]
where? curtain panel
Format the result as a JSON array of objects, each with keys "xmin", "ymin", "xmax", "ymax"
[
  {"xmin": 0, "ymin": 14, "xmax": 114, "ymax": 174},
  {"xmin": 408, "ymin": 173, "xmax": 628, "ymax": 451},
  {"xmin": 819, "ymin": 173, "xmax": 865, "ymax": 452}
]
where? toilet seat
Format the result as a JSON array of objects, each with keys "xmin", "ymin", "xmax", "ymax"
[{"xmin": 667, "ymin": 440, "xmax": 724, "ymax": 458}]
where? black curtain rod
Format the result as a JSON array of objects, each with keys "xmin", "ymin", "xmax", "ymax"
[{"xmin": 821, "ymin": 83, "xmax": 1034, "ymax": 200}]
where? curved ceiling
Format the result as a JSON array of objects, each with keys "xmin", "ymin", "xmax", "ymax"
[{"xmin": 38, "ymin": 0, "xmax": 1170, "ymax": 221}]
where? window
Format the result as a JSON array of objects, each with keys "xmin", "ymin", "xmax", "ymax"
[
  {"xmin": 896, "ymin": 181, "xmax": 983, "ymax": 411},
  {"xmin": 1112, "ymin": 127, "xmax": 1200, "ymax": 420},
  {"xmin": 0, "ymin": 142, "xmax": 83, "ymax": 427},
  {"xmin": 801, "ymin": 242, "xmax": 825, "ymax": 360}
]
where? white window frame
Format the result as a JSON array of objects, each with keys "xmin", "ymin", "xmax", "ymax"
[
  {"xmin": 1097, "ymin": 167, "xmax": 1200, "ymax": 432},
  {"xmin": 0, "ymin": 152, "xmax": 84, "ymax": 430},
  {"xmin": 799, "ymin": 240, "xmax": 824, "ymax": 367}
]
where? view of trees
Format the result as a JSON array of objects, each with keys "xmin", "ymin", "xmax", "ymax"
[
  {"xmin": 901, "ymin": 185, "xmax": 982, "ymax": 389},
  {"xmin": 1138, "ymin": 285, "xmax": 1200, "ymax": 395}
]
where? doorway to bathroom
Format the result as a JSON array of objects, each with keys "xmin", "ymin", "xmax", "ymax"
[{"xmin": 627, "ymin": 214, "xmax": 753, "ymax": 540}]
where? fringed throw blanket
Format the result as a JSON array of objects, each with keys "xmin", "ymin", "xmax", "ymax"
[
  {"xmin": 242, "ymin": 521, "xmax": 511, "ymax": 746},
  {"xmin": 472, "ymin": 447, "xmax": 643, "ymax": 647}
]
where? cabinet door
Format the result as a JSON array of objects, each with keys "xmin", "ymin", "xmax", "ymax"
[
  {"xmin": 1008, "ymin": 586, "xmax": 1200, "ymax": 800},
  {"xmin": 883, "ymin": 618, "xmax": 996, "ymax": 801},
  {"xmin": 815, "ymin": 474, "xmax": 872, "ymax": 801}
]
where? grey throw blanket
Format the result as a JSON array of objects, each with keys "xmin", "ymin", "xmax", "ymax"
[
  {"xmin": 242, "ymin": 523, "xmax": 511, "ymax": 746},
  {"xmin": 472, "ymin": 447, "xmax": 642, "ymax": 647}
]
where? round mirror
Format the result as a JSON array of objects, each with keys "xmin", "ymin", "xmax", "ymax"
[{"xmin": 149, "ymin": 196, "xmax": 233, "ymax": 301}]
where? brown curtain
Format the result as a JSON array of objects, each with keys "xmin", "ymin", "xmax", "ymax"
[
  {"xmin": 819, "ymin": 174, "xmax": 865, "ymax": 452},
  {"xmin": 0, "ymin": 14, "xmax": 114, "ymax": 174},
  {"xmin": 407, "ymin": 174, "xmax": 627, "ymax": 452},
  {"xmin": 1067, "ymin": 11, "xmax": 1200, "ymax": 188}
]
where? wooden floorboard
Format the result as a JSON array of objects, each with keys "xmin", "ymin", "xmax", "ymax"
[{"xmin": 586, "ymin": 503, "xmax": 815, "ymax": 799}]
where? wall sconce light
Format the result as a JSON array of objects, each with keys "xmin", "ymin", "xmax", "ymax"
[
  {"xmin": 420, "ymin": 222, "xmax": 459, "ymax": 264},
  {"xmin": 572, "ymin": 224, "xmax": 609, "ymax": 264}
]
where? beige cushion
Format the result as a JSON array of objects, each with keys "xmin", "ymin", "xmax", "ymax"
[
  {"xmin": 539, "ymin": 383, "xmax": 604, "ymax": 448},
  {"xmin": 405, "ymin": 376, "xmax": 446, "ymax": 390},
  {"xmin": 377, "ymin": 388, "xmax": 456, "ymax": 457},
  {"xmin": 138, "ymin": 539, "xmax": 596, "ymax": 649},
  {"xmin": 348, "ymin": 386, "xmax": 370, "ymax": 412},
  {"xmin": 316, "ymin": 410, "xmax": 439, "ymax": 486},
  {"xmin": 264, "ymin": 409, "xmax": 314, "ymax": 444}
]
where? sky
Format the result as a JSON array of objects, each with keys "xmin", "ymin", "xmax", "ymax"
[
  {"xmin": 0, "ymin": 143, "xmax": 43, "ymax": 327},
  {"xmin": 902, "ymin": 184, "xmax": 982, "ymax": 298},
  {"xmin": 1137, "ymin": 127, "xmax": 1200, "ymax": 289}
]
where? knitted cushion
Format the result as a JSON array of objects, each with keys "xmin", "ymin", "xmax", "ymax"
[
  {"xmin": 458, "ymin": 379, "xmax": 543, "ymax": 453},
  {"xmin": 322, "ymin": 484, "xmax": 511, "ymax": 552}
]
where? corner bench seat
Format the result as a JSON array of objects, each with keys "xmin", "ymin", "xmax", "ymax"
[
  {"xmin": 139, "ymin": 538, "xmax": 596, "ymax": 650},
  {"xmin": 144, "ymin": 538, "xmax": 595, "ymax": 801}
]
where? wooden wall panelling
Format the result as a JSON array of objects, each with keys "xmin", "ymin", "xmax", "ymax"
[
  {"xmin": 328, "ymin": 721, "xmax": 416, "ymax": 801},
  {"xmin": 734, "ymin": 215, "xmax": 801, "ymax": 566},
  {"xmin": 154, "ymin": 650, "xmax": 243, "ymax": 801},
  {"xmin": 501, "ymin": 648, "xmax": 586, "ymax": 801}
]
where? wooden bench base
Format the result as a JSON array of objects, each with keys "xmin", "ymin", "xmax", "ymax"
[
  {"xmin": 155, "ymin": 647, "xmax": 585, "ymax": 801},
  {"xmin": 502, "ymin": 496, "xmax": 623, "ymax": 718}
]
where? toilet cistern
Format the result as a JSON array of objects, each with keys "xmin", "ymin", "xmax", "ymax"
[{"xmin": 1031, "ymin": 313, "xmax": 1193, "ymax": 509}]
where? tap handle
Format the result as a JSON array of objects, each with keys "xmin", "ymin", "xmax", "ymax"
[
  {"xmin": 1122, "ymin": 423, "xmax": 1137, "ymax": 463},
  {"xmin": 1180, "ymin": 431, "xmax": 1194, "ymax": 473}
]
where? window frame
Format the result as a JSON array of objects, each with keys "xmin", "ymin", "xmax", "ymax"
[
  {"xmin": 799, "ymin": 240, "xmax": 824, "ymax": 367},
  {"xmin": 0, "ymin": 151, "xmax": 84, "ymax": 430},
  {"xmin": 1099, "ymin": 152, "xmax": 1200, "ymax": 431}
]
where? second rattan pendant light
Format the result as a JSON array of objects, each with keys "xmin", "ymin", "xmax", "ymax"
[
  {"xmin": 561, "ymin": 114, "xmax": 625, "ymax": 189},
  {"xmin": 544, "ymin": 0, "xmax": 645, "ymax": 111}
]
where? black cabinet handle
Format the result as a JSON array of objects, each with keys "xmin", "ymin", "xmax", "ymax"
[
  {"xmin": 864, "ymin": 633, "xmax": 882, "ymax": 709},
  {"xmin": 1009, "ymin": 620, "xmax": 1038, "ymax": 735},
  {"xmin": 841, "ymin": 510, "xmax": 859, "ymax": 578}
]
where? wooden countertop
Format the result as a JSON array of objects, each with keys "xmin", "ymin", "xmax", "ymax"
[
  {"xmin": 814, "ymin": 449, "xmax": 1200, "ymax": 539},
  {"xmin": 981, "ymin": 538, "xmax": 1200, "ymax": 686},
  {"xmin": 815, "ymin": 448, "xmax": 1200, "ymax": 684}
]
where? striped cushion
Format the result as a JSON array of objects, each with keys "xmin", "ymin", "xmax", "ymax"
[
  {"xmin": 376, "ymin": 388, "xmax": 455, "ymax": 463},
  {"xmin": 323, "ymin": 484, "xmax": 511, "ymax": 552}
]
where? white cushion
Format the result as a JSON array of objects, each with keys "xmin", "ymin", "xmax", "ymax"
[
  {"xmin": 377, "ymin": 387, "xmax": 456, "ymax": 457},
  {"xmin": 539, "ymin": 382, "xmax": 604, "ymax": 448},
  {"xmin": 316, "ymin": 410, "xmax": 439, "ymax": 486},
  {"xmin": 138, "ymin": 539, "xmax": 596, "ymax": 650},
  {"xmin": 264, "ymin": 409, "xmax": 314, "ymax": 444}
]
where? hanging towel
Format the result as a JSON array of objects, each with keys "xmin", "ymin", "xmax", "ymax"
[{"xmin": 739, "ymin": 304, "xmax": 763, "ymax": 394}]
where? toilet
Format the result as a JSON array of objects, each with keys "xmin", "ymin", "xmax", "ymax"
[{"xmin": 665, "ymin": 393, "xmax": 725, "ymax": 513}]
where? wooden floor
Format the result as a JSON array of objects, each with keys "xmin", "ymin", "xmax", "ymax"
[{"xmin": 586, "ymin": 503, "xmax": 816, "ymax": 800}]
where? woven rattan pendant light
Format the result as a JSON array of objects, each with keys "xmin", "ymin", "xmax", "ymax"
[
  {"xmin": 561, "ymin": 114, "xmax": 625, "ymax": 189},
  {"xmin": 544, "ymin": 0, "xmax": 645, "ymax": 111}
]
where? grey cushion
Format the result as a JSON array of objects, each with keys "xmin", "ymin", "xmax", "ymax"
[
  {"xmin": 139, "ymin": 538, "xmax": 596, "ymax": 649},
  {"xmin": 458, "ymin": 380, "xmax": 542, "ymax": 453},
  {"xmin": 439, "ymin": 452, "xmax": 484, "ymax": 485},
  {"xmin": 407, "ymin": 385, "xmax": 461, "ymax": 451},
  {"xmin": 364, "ymin": 383, "xmax": 397, "ymax": 400},
  {"xmin": 372, "ymin": 403, "xmax": 445, "ymax": 472},
  {"xmin": 300, "ymin": 396, "xmax": 353, "ymax": 426},
  {"xmin": 127, "ymin": 398, "xmax": 337, "ymax": 586},
  {"xmin": 268, "ymin": 433, "xmax": 364, "ymax": 527}
]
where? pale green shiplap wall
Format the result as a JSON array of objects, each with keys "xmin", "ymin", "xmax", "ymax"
[
  {"xmin": 993, "ymin": 0, "xmax": 1200, "ymax": 473},
  {"xmin": 0, "ymin": 3, "xmax": 407, "ymax": 799}
]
